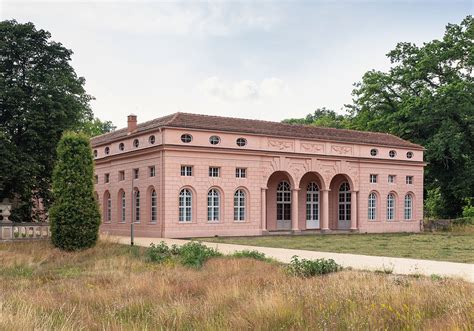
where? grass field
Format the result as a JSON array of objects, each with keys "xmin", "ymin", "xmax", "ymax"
[
  {"xmin": 0, "ymin": 241, "xmax": 472, "ymax": 330},
  {"xmin": 203, "ymin": 232, "xmax": 474, "ymax": 263}
]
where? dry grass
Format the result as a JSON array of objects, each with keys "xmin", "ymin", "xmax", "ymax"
[{"xmin": 0, "ymin": 240, "xmax": 472, "ymax": 330}]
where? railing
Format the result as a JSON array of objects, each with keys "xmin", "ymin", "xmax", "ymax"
[{"xmin": 0, "ymin": 222, "xmax": 51, "ymax": 241}]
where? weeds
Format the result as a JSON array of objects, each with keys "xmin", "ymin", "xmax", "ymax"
[
  {"xmin": 146, "ymin": 241, "xmax": 221, "ymax": 268},
  {"xmin": 231, "ymin": 250, "xmax": 268, "ymax": 261},
  {"xmin": 286, "ymin": 255, "xmax": 341, "ymax": 277}
]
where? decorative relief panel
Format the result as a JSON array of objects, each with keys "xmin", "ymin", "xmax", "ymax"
[
  {"xmin": 331, "ymin": 144, "xmax": 353, "ymax": 155},
  {"xmin": 267, "ymin": 139, "xmax": 294, "ymax": 151},
  {"xmin": 300, "ymin": 142, "xmax": 325, "ymax": 154}
]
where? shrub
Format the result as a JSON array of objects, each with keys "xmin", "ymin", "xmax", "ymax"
[
  {"xmin": 49, "ymin": 132, "xmax": 101, "ymax": 251},
  {"xmin": 286, "ymin": 256, "xmax": 341, "ymax": 277},
  {"xmin": 461, "ymin": 199, "xmax": 474, "ymax": 218},
  {"xmin": 232, "ymin": 250, "xmax": 268, "ymax": 261},
  {"xmin": 146, "ymin": 242, "xmax": 173, "ymax": 263},
  {"xmin": 177, "ymin": 241, "xmax": 222, "ymax": 268}
]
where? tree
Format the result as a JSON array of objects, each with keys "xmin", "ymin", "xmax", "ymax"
[
  {"xmin": 78, "ymin": 117, "xmax": 116, "ymax": 137},
  {"xmin": 283, "ymin": 107, "xmax": 350, "ymax": 128},
  {"xmin": 347, "ymin": 15, "xmax": 473, "ymax": 218},
  {"xmin": 0, "ymin": 20, "xmax": 96, "ymax": 221},
  {"xmin": 49, "ymin": 132, "xmax": 100, "ymax": 251}
]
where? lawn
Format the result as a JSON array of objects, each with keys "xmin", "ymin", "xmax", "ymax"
[
  {"xmin": 0, "ymin": 241, "xmax": 472, "ymax": 330},
  {"xmin": 203, "ymin": 231, "xmax": 474, "ymax": 263}
]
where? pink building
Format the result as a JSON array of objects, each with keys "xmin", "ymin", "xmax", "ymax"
[{"xmin": 92, "ymin": 113, "xmax": 425, "ymax": 238}]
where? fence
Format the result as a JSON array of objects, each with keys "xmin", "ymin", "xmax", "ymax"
[{"xmin": 0, "ymin": 222, "xmax": 51, "ymax": 241}]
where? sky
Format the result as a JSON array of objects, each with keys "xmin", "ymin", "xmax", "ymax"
[{"xmin": 1, "ymin": 0, "xmax": 471, "ymax": 128}]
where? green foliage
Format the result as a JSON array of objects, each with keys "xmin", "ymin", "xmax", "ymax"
[
  {"xmin": 231, "ymin": 250, "xmax": 268, "ymax": 261},
  {"xmin": 146, "ymin": 241, "xmax": 221, "ymax": 268},
  {"xmin": 424, "ymin": 187, "xmax": 444, "ymax": 219},
  {"xmin": 286, "ymin": 256, "xmax": 341, "ymax": 277},
  {"xmin": 0, "ymin": 20, "xmax": 111, "ymax": 221},
  {"xmin": 49, "ymin": 132, "xmax": 100, "ymax": 251},
  {"xmin": 178, "ymin": 241, "xmax": 222, "ymax": 268},
  {"xmin": 78, "ymin": 117, "xmax": 116, "ymax": 137},
  {"xmin": 283, "ymin": 107, "xmax": 350, "ymax": 129},
  {"xmin": 461, "ymin": 198, "xmax": 474, "ymax": 218}
]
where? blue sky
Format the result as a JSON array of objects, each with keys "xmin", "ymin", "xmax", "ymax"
[{"xmin": 1, "ymin": 1, "xmax": 471, "ymax": 127}]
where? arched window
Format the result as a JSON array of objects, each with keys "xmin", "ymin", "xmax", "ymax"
[
  {"xmin": 120, "ymin": 191, "xmax": 126, "ymax": 223},
  {"xmin": 404, "ymin": 194, "xmax": 413, "ymax": 220},
  {"xmin": 277, "ymin": 181, "xmax": 291, "ymax": 221},
  {"xmin": 151, "ymin": 190, "xmax": 157, "ymax": 223},
  {"xmin": 208, "ymin": 189, "xmax": 220, "ymax": 221},
  {"xmin": 338, "ymin": 182, "xmax": 351, "ymax": 222},
  {"xmin": 134, "ymin": 190, "xmax": 140, "ymax": 223},
  {"xmin": 179, "ymin": 189, "xmax": 192, "ymax": 222},
  {"xmin": 387, "ymin": 193, "xmax": 395, "ymax": 220},
  {"xmin": 368, "ymin": 192, "xmax": 377, "ymax": 220},
  {"xmin": 104, "ymin": 191, "xmax": 111, "ymax": 222},
  {"xmin": 306, "ymin": 182, "xmax": 319, "ymax": 222},
  {"xmin": 234, "ymin": 189, "xmax": 246, "ymax": 221}
]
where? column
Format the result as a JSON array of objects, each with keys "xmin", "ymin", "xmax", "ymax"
[
  {"xmin": 350, "ymin": 191, "xmax": 358, "ymax": 231},
  {"xmin": 291, "ymin": 188, "xmax": 300, "ymax": 232},
  {"xmin": 321, "ymin": 189, "xmax": 330, "ymax": 232},
  {"xmin": 261, "ymin": 188, "xmax": 267, "ymax": 232}
]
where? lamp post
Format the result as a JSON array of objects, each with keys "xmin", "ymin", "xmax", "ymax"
[{"xmin": 131, "ymin": 174, "xmax": 134, "ymax": 246}]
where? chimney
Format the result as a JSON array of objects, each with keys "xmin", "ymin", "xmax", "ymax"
[{"xmin": 127, "ymin": 114, "xmax": 137, "ymax": 133}]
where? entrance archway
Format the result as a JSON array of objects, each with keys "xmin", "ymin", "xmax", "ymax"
[
  {"xmin": 298, "ymin": 172, "xmax": 325, "ymax": 230},
  {"xmin": 266, "ymin": 171, "xmax": 294, "ymax": 230},
  {"xmin": 329, "ymin": 174, "xmax": 354, "ymax": 230}
]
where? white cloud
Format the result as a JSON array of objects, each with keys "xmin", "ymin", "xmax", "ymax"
[{"xmin": 197, "ymin": 76, "xmax": 289, "ymax": 101}]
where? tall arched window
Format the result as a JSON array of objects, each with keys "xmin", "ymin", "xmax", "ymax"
[
  {"xmin": 104, "ymin": 191, "xmax": 111, "ymax": 222},
  {"xmin": 120, "ymin": 191, "xmax": 126, "ymax": 223},
  {"xmin": 387, "ymin": 193, "xmax": 395, "ymax": 221},
  {"xmin": 368, "ymin": 192, "xmax": 377, "ymax": 220},
  {"xmin": 404, "ymin": 194, "xmax": 413, "ymax": 220},
  {"xmin": 306, "ymin": 182, "xmax": 319, "ymax": 222},
  {"xmin": 179, "ymin": 189, "xmax": 192, "ymax": 222},
  {"xmin": 234, "ymin": 189, "xmax": 246, "ymax": 221},
  {"xmin": 151, "ymin": 190, "xmax": 157, "ymax": 223},
  {"xmin": 277, "ymin": 181, "xmax": 291, "ymax": 221},
  {"xmin": 338, "ymin": 182, "xmax": 351, "ymax": 222},
  {"xmin": 134, "ymin": 190, "xmax": 140, "ymax": 223},
  {"xmin": 208, "ymin": 189, "xmax": 220, "ymax": 221}
]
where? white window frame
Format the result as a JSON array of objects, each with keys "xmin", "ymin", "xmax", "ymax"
[
  {"xmin": 276, "ymin": 181, "xmax": 291, "ymax": 221},
  {"xmin": 149, "ymin": 166, "xmax": 156, "ymax": 177},
  {"xmin": 370, "ymin": 174, "xmax": 377, "ymax": 183},
  {"xmin": 180, "ymin": 165, "xmax": 193, "ymax": 176},
  {"xmin": 133, "ymin": 168, "xmax": 139, "ymax": 179},
  {"xmin": 235, "ymin": 168, "xmax": 246, "ymax": 178},
  {"xmin": 151, "ymin": 190, "xmax": 157, "ymax": 223},
  {"xmin": 209, "ymin": 167, "xmax": 220, "ymax": 177},
  {"xmin": 207, "ymin": 189, "xmax": 220, "ymax": 222},
  {"xmin": 387, "ymin": 193, "xmax": 395, "ymax": 221},
  {"xmin": 406, "ymin": 176, "xmax": 413, "ymax": 184},
  {"xmin": 179, "ymin": 189, "xmax": 192, "ymax": 222},
  {"xmin": 388, "ymin": 175, "xmax": 396, "ymax": 183},
  {"xmin": 306, "ymin": 182, "xmax": 319, "ymax": 222},
  {"xmin": 119, "ymin": 171, "xmax": 125, "ymax": 181},
  {"xmin": 338, "ymin": 182, "xmax": 351, "ymax": 222},
  {"xmin": 368, "ymin": 192, "xmax": 377, "ymax": 220},
  {"xmin": 120, "ymin": 191, "xmax": 126, "ymax": 223},
  {"xmin": 404, "ymin": 194, "xmax": 413, "ymax": 220},
  {"xmin": 234, "ymin": 189, "xmax": 246, "ymax": 221},
  {"xmin": 105, "ymin": 192, "xmax": 111, "ymax": 222},
  {"xmin": 134, "ymin": 190, "xmax": 140, "ymax": 223}
]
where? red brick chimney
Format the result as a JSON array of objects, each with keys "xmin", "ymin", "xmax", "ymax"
[{"xmin": 127, "ymin": 114, "xmax": 137, "ymax": 133}]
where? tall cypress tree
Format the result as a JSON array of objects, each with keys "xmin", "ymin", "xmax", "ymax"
[{"xmin": 49, "ymin": 132, "xmax": 100, "ymax": 251}]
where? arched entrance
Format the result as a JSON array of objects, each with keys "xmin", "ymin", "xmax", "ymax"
[
  {"xmin": 329, "ymin": 174, "xmax": 355, "ymax": 230},
  {"xmin": 266, "ymin": 171, "xmax": 294, "ymax": 230},
  {"xmin": 298, "ymin": 172, "xmax": 325, "ymax": 230}
]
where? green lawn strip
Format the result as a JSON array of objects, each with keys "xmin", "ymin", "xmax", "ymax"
[{"xmin": 202, "ymin": 233, "xmax": 474, "ymax": 263}]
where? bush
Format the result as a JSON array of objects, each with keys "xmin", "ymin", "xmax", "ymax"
[
  {"xmin": 462, "ymin": 199, "xmax": 474, "ymax": 218},
  {"xmin": 146, "ymin": 242, "xmax": 173, "ymax": 263},
  {"xmin": 286, "ymin": 256, "xmax": 341, "ymax": 277},
  {"xmin": 177, "ymin": 241, "xmax": 222, "ymax": 268},
  {"xmin": 232, "ymin": 250, "xmax": 268, "ymax": 261},
  {"xmin": 49, "ymin": 132, "xmax": 101, "ymax": 251}
]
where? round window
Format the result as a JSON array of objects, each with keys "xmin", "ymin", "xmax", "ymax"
[
  {"xmin": 105, "ymin": 147, "xmax": 110, "ymax": 155},
  {"xmin": 370, "ymin": 148, "xmax": 378, "ymax": 156},
  {"xmin": 181, "ymin": 134, "xmax": 192, "ymax": 143},
  {"xmin": 93, "ymin": 150, "xmax": 98, "ymax": 158},
  {"xmin": 389, "ymin": 150, "xmax": 397, "ymax": 158},
  {"xmin": 406, "ymin": 151, "xmax": 413, "ymax": 159},
  {"xmin": 133, "ymin": 139, "xmax": 139, "ymax": 148},
  {"xmin": 119, "ymin": 143, "xmax": 125, "ymax": 151},
  {"xmin": 149, "ymin": 135, "xmax": 155, "ymax": 144},
  {"xmin": 236, "ymin": 138, "xmax": 247, "ymax": 147},
  {"xmin": 209, "ymin": 136, "xmax": 220, "ymax": 145}
]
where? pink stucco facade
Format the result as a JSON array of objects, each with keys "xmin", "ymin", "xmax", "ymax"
[{"xmin": 92, "ymin": 113, "xmax": 425, "ymax": 238}]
